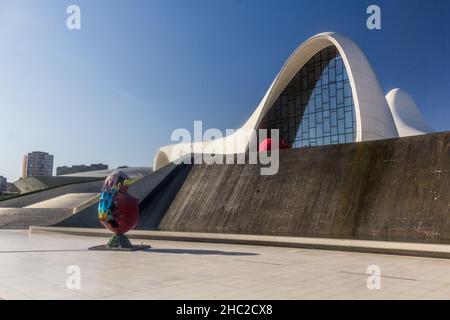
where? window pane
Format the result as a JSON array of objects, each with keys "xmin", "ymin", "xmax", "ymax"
[
  {"xmin": 337, "ymin": 89, "xmax": 344, "ymax": 104},
  {"xmin": 258, "ymin": 45, "xmax": 356, "ymax": 148},
  {"xmin": 344, "ymin": 81, "xmax": 352, "ymax": 97},
  {"xmin": 345, "ymin": 111, "xmax": 353, "ymax": 128}
]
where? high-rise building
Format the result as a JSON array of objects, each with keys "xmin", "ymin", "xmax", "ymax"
[
  {"xmin": 22, "ymin": 151, "xmax": 54, "ymax": 178},
  {"xmin": 56, "ymin": 163, "xmax": 109, "ymax": 176},
  {"xmin": 0, "ymin": 176, "xmax": 6, "ymax": 194}
]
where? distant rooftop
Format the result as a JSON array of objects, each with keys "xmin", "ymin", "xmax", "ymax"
[{"xmin": 61, "ymin": 167, "xmax": 152, "ymax": 178}]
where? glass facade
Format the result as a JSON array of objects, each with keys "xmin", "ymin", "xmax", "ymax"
[{"xmin": 259, "ymin": 45, "xmax": 356, "ymax": 148}]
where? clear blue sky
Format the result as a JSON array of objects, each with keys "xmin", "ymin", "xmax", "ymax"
[{"xmin": 1, "ymin": 0, "xmax": 449, "ymax": 181}]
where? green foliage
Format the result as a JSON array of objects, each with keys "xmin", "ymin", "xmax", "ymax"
[{"xmin": 107, "ymin": 234, "xmax": 133, "ymax": 248}]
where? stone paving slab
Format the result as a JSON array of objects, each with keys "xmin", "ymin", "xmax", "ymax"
[
  {"xmin": 29, "ymin": 226, "xmax": 450, "ymax": 259},
  {"xmin": 1, "ymin": 230, "xmax": 450, "ymax": 300}
]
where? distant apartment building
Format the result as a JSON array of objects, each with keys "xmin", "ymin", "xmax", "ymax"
[
  {"xmin": 22, "ymin": 151, "xmax": 54, "ymax": 178},
  {"xmin": 56, "ymin": 163, "xmax": 108, "ymax": 176},
  {"xmin": 0, "ymin": 176, "xmax": 6, "ymax": 194}
]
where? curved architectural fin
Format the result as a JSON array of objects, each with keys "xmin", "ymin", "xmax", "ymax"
[{"xmin": 386, "ymin": 88, "xmax": 433, "ymax": 137}]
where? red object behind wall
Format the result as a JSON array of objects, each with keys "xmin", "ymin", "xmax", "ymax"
[
  {"xmin": 259, "ymin": 138, "xmax": 290, "ymax": 152},
  {"xmin": 103, "ymin": 192, "xmax": 139, "ymax": 235}
]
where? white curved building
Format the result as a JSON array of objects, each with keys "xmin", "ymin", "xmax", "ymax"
[
  {"xmin": 154, "ymin": 32, "xmax": 432, "ymax": 170},
  {"xmin": 386, "ymin": 88, "xmax": 434, "ymax": 137}
]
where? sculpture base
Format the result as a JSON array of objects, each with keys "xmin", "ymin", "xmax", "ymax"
[
  {"xmin": 107, "ymin": 234, "xmax": 133, "ymax": 248},
  {"xmin": 88, "ymin": 234, "xmax": 150, "ymax": 251}
]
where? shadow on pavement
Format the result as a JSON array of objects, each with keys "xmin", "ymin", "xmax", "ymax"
[
  {"xmin": 143, "ymin": 248, "xmax": 259, "ymax": 256},
  {"xmin": 0, "ymin": 249, "xmax": 88, "ymax": 253}
]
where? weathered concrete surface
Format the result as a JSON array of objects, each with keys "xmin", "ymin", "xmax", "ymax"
[
  {"xmin": 135, "ymin": 164, "xmax": 191, "ymax": 229},
  {"xmin": 13, "ymin": 176, "xmax": 100, "ymax": 193},
  {"xmin": 54, "ymin": 202, "xmax": 102, "ymax": 229},
  {"xmin": 0, "ymin": 180, "xmax": 103, "ymax": 209},
  {"xmin": 128, "ymin": 163, "xmax": 181, "ymax": 204},
  {"xmin": 160, "ymin": 132, "xmax": 450, "ymax": 244},
  {"xmin": 0, "ymin": 208, "xmax": 73, "ymax": 229},
  {"xmin": 25, "ymin": 193, "xmax": 98, "ymax": 209},
  {"xmin": 29, "ymin": 226, "xmax": 450, "ymax": 259}
]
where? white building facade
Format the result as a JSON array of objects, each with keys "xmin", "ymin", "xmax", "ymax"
[{"xmin": 153, "ymin": 32, "xmax": 433, "ymax": 170}]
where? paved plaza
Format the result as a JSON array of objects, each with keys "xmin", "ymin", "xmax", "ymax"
[{"xmin": 0, "ymin": 230, "xmax": 450, "ymax": 300}]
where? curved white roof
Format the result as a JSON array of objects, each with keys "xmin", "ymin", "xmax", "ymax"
[
  {"xmin": 386, "ymin": 88, "xmax": 433, "ymax": 137},
  {"xmin": 153, "ymin": 32, "xmax": 429, "ymax": 170},
  {"xmin": 252, "ymin": 32, "xmax": 398, "ymax": 141}
]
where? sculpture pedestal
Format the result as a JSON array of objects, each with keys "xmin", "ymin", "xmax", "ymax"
[
  {"xmin": 107, "ymin": 234, "xmax": 133, "ymax": 248},
  {"xmin": 89, "ymin": 234, "xmax": 150, "ymax": 251}
]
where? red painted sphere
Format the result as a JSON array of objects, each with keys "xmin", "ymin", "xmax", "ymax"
[
  {"xmin": 259, "ymin": 138, "xmax": 290, "ymax": 152},
  {"xmin": 103, "ymin": 192, "xmax": 139, "ymax": 235}
]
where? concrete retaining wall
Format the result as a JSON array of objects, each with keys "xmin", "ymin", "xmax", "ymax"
[{"xmin": 159, "ymin": 132, "xmax": 450, "ymax": 244}]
